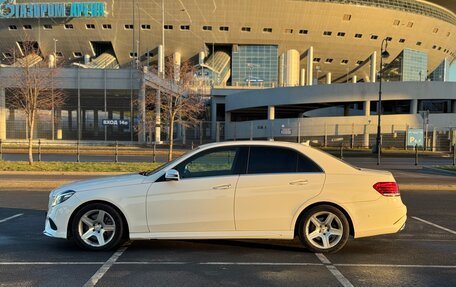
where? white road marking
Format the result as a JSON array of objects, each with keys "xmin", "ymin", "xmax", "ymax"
[
  {"xmin": 199, "ymin": 262, "xmax": 323, "ymax": 266},
  {"xmin": 315, "ymin": 253, "xmax": 354, "ymax": 287},
  {"xmin": 0, "ymin": 213, "xmax": 23, "ymax": 223},
  {"xmin": 83, "ymin": 243, "xmax": 130, "ymax": 287},
  {"xmin": 335, "ymin": 263, "xmax": 456, "ymax": 269},
  {"xmin": 0, "ymin": 262, "xmax": 104, "ymax": 265},
  {"xmin": 412, "ymin": 216, "xmax": 456, "ymax": 235}
]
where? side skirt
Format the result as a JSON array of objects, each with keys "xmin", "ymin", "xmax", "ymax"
[{"xmin": 129, "ymin": 231, "xmax": 295, "ymax": 240}]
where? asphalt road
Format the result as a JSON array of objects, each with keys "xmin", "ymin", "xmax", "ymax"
[{"xmin": 0, "ymin": 188, "xmax": 455, "ymax": 287}]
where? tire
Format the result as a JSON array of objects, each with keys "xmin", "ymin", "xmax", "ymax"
[
  {"xmin": 298, "ymin": 205, "xmax": 350, "ymax": 253},
  {"xmin": 71, "ymin": 203, "xmax": 125, "ymax": 251}
]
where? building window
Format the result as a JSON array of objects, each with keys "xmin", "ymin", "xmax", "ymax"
[
  {"xmin": 73, "ymin": 52, "xmax": 83, "ymax": 57},
  {"xmin": 371, "ymin": 35, "xmax": 378, "ymax": 40},
  {"xmin": 55, "ymin": 52, "xmax": 63, "ymax": 57},
  {"xmin": 241, "ymin": 27, "xmax": 251, "ymax": 32},
  {"xmin": 313, "ymin": 57, "xmax": 321, "ymax": 63},
  {"xmin": 164, "ymin": 25, "xmax": 173, "ymax": 30},
  {"xmin": 3, "ymin": 52, "xmax": 13, "ymax": 58},
  {"xmin": 8, "ymin": 25, "xmax": 17, "ymax": 30},
  {"xmin": 203, "ymin": 25, "xmax": 212, "ymax": 31},
  {"xmin": 219, "ymin": 26, "xmax": 229, "ymax": 32},
  {"xmin": 337, "ymin": 32, "xmax": 345, "ymax": 37},
  {"xmin": 393, "ymin": 19, "xmax": 400, "ymax": 26},
  {"xmin": 102, "ymin": 24, "xmax": 112, "ymax": 30},
  {"xmin": 64, "ymin": 24, "xmax": 74, "ymax": 30},
  {"xmin": 432, "ymin": 28, "xmax": 439, "ymax": 33},
  {"xmin": 299, "ymin": 29, "xmax": 308, "ymax": 34},
  {"xmin": 23, "ymin": 25, "xmax": 32, "ymax": 30},
  {"xmin": 86, "ymin": 24, "xmax": 96, "ymax": 30},
  {"xmin": 399, "ymin": 38, "xmax": 405, "ymax": 43},
  {"xmin": 438, "ymin": 47, "xmax": 441, "ymax": 51},
  {"xmin": 325, "ymin": 58, "xmax": 333, "ymax": 63},
  {"xmin": 129, "ymin": 52, "xmax": 138, "ymax": 58},
  {"xmin": 124, "ymin": 24, "xmax": 134, "ymax": 30},
  {"xmin": 356, "ymin": 60, "xmax": 364, "ymax": 65},
  {"xmin": 323, "ymin": 31, "xmax": 332, "ymax": 36},
  {"xmin": 180, "ymin": 25, "xmax": 190, "ymax": 30},
  {"xmin": 141, "ymin": 24, "xmax": 151, "ymax": 30},
  {"xmin": 407, "ymin": 22, "xmax": 414, "ymax": 28},
  {"xmin": 354, "ymin": 33, "xmax": 362, "ymax": 38},
  {"xmin": 284, "ymin": 29, "xmax": 293, "ymax": 34},
  {"xmin": 432, "ymin": 45, "xmax": 437, "ymax": 49},
  {"xmin": 43, "ymin": 24, "xmax": 53, "ymax": 30},
  {"xmin": 416, "ymin": 41, "xmax": 422, "ymax": 46},
  {"xmin": 341, "ymin": 59, "xmax": 349, "ymax": 64},
  {"xmin": 343, "ymin": 14, "xmax": 351, "ymax": 21},
  {"xmin": 386, "ymin": 37, "xmax": 392, "ymax": 41},
  {"xmin": 263, "ymin": 28, "xmax": 273, "ymax": 33}
]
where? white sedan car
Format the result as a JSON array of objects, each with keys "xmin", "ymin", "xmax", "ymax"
[{"xmin": 44, "ymin": 141, "xmax": 407, "ymax": 253}]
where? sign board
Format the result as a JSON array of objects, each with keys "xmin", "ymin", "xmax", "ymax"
[
  {"xmin": 0, "ymin": 1, "xmax": 105, "ymax": 19},
  {"xmin": 102, "ymin": 119, "xmax": 129, "ymax": 127},
  {"xmin": 280, "ymin": 127, "xmax": 292, "ymax": 135},
  {"xmin": 407, "ymin": 128, "xmax": 424, "ymax": 147}
]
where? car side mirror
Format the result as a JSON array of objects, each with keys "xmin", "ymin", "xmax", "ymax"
[{"xmin": 165, "ymin": 169, "xmax": 180, "ymax": 181}]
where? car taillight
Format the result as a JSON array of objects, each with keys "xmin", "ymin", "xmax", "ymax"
[{"xmin": 373, "ymin": 182, "xmax": 400, "ymax": 196}]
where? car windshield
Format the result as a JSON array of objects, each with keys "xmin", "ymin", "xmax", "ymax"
[{"xmin": 139, "ymin": 148, "xmax": 200, "ymax": 176}]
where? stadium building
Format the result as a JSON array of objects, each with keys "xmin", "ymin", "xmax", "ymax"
[{"xmin": 0, "ymin": 0, "xmax": 455, "ymax": 148}]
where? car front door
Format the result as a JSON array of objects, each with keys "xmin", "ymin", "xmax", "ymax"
[
  {"xmin": 235, "ymin": 146, "xmax": 326, "ymax": 231},
  {"xmin": 147, "ymin": 146, "xmax": 246, "ymax": 233}
]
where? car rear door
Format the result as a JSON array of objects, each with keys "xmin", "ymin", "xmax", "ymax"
[{"xmin": 235, "ymin": 146, "xmax": 326, "ymax": 231}]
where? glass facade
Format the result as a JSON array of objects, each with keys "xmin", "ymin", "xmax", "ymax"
[
  {"xmin": 429, "ymin": 59, "xmax": 449, "ymax": 81},
  {"xmin": 231, "ymin": 45, "xmax": 278, "ymax": 87},
  {"xmin": 383, "ymin": 49, "xmax": 428, "ymax": 82}
]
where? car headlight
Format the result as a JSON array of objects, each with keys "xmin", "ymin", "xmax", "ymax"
[{"xmin": 51, "ymin": 190, "xmax": 75, "ymax": 207}]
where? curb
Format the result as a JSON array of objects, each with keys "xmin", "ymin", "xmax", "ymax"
[{"xmin": 423, "ymin": 167, "xmax": 456, "ymax": 176}]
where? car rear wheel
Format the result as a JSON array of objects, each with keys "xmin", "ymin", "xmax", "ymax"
[
  {"xmin": 298, "ymin": 205, "xmax": 349, "ymax": 253},
  {"xmin": 71, "ymin": 203, "xmax": 124, "ymax": 251}
]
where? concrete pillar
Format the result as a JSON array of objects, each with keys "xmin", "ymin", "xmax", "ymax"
[
  {"xmin": 370, "ymin": 51, "xmax": 377, "ymax": 83},
  {"xmin": 411, "ymin": 99, "xmax": 418, "ymax": 114},
  {"xmin": 364, "ymin": 76, "xmax": 371, "ymax": 82},
  {"xmin": 364, "ymin": 100, "xmax": 371, "ymax": 116},
  {"xmin": 278, "ymin": 53, "xmax": 285, "ymax": 87},
  {"xmin": 84, "ymin": 54, "xmax": 90, "ymax": 65},
  {"xmin": 138, "ymin": 75, "xmax": 146, "ymax": 144},
  {"xmin": 306, "ymin": 46, "xmax": 314, "ymax": 86},
  {"xmin": 173, "ymin": 52, "xmax": 181, "ymax": 82},
  {"xmin": 300, "ymin": 69, "xmax": 306, "ymax": 86},
  {"xmin": 198, "ymin": 51, "xmax": 205, "ymax": 65},
  {"xmin": 0, "ymin": 88, "xmax": 6, "ymax": 140},
  {"xmin": 363, "ymin": 126, "xmax": 370, "ymax": 148},
  {"xmin": 56, "ymin": 109, "xmax": 62, "ymax": 140},
  {"xmin": 93, "ymin": 110, "xmax": 99, "ymax": 136},
  {"xmin": 48, "ymin": 54, "xmax": 56, "ymax": 68},
  {"xmin": 352, "ymin": 75, "xmax": 357, "ymax": 83},
  {"xmin": 158, "ymin": 45, "xmax": 164, "ymax": 75},
  {"xmin": 211, "ymin": 97, "xmax": 217, "ymax": 140},
  {"xmin": 326, "ymin": 72, "xmax": 332, "ymax": 84},
  {"xmin": 268, "ymin": 106, "xmax": 275, "ymax": 120},
  {"xmin": 284, "ymin": 49, "xmax": 300, "ymax": 86},
  {"xmin": 155, "ymin": 89, "xmax": 161, "ymax": 143}
]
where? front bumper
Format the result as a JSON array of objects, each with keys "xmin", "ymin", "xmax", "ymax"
[{"xmin": 43, "ymin": 195, "xmax": 81, "ymax": 239}]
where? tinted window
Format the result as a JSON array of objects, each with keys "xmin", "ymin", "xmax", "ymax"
[
  {"xmin": 174, "ymin": 147, "xmax": 243, "ymax": 179},
  {"xmin": 247, "ymin": 146, "xmax": 322, "ymax": 174}
]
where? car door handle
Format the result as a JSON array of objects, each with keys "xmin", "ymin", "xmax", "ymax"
[
  {"xmin": 212, "ymin": 184, "xmax": 232, "ymax": 190},
  {"xmin": 289, "ymin": 180, "xmax": 309, "ymax": 186}
]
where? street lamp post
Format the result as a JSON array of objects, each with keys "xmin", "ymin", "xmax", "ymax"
[
  {"xmin": 374, "ymin": 38, "xmax": 390, "ymax": 165},
  {"xmin": 52, "ymin": 38, "xmax": 58, "ymax": 140}
]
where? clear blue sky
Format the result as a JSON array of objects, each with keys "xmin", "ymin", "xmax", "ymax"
[{"xmin": 450, "ymin": 63, "xmax": 456, "ymax": 81}]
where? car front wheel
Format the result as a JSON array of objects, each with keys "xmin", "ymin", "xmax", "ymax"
[
  {"xmin": 71, "ymin": 203, "xmax": 124, "ymax": 251},
  {"xmin": 298, "ymin": 205, "xmax": 350, "ymax": 253}
]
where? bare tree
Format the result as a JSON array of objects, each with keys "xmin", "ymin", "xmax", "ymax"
[
  {"xmin": 144, "ymin": 56, "xmax": 205, "ymax": 161},
  {"xmin": 6, "ymin": 41, "xmax": 65, "ymax": 164}
]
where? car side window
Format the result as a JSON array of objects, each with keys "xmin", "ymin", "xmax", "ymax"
[
  {"xmin": 174, "ymin": 147, "xmax": 241, "ymax": 179},
  {"xmin": 247, "ymin": 146, "xmax": 323, "ymax": 174}
]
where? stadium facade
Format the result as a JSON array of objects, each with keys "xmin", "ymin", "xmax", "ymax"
[{"xmin": 0, "ymin": 0, "xmax": 455, "ymax": 147}]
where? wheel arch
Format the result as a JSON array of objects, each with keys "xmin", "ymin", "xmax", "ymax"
[
  {"xmin": 66, "ymin": 200, "xmax": 130, "ymax": 240},
  {"xmin": 293, "ymin": 202, "xmax": 355, "ymax": 237}
]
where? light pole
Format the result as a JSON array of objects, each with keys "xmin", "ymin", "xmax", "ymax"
[
  {"xmin": 374, "ymin": 38, "xmax": 390, "ymax": 165},
  {"xmin": 52, "ymin": 38, "xmax": 58, "ymax": 140}
]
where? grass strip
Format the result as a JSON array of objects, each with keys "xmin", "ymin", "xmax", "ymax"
[{"xmin": 0, "ymin": 161, "xmax": 163, "ymax": 172}]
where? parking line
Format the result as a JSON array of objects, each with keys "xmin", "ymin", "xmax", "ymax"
[
  {"xmin": 83, "ymin": 242, "xmax": 130, "ymax": 287},
  {"xmin": 0, "ymin": 262, "xmax": 104, "ymax": 265},
  {"xmin": 412, "ymin": 216, "xmax": 456, "ymax": 235},
  {"xmin": 315, "ymin": 253, "xmax": 354, "ymax": 287},
  {"xmin": 335, "ymin": 263, "xmax": 456, "ymax": 269},
  {"xmin": 0, "ymin": 213, "xmax": 23, "ymax": 223},
  {"xmin": 200, "ymin": 262, "xmax": 323, "ymax": 266}
]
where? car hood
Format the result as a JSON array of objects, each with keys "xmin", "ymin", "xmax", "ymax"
[{"xmin": 52, "ymin": 173, "xmax": 146, "ymax": 194}]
